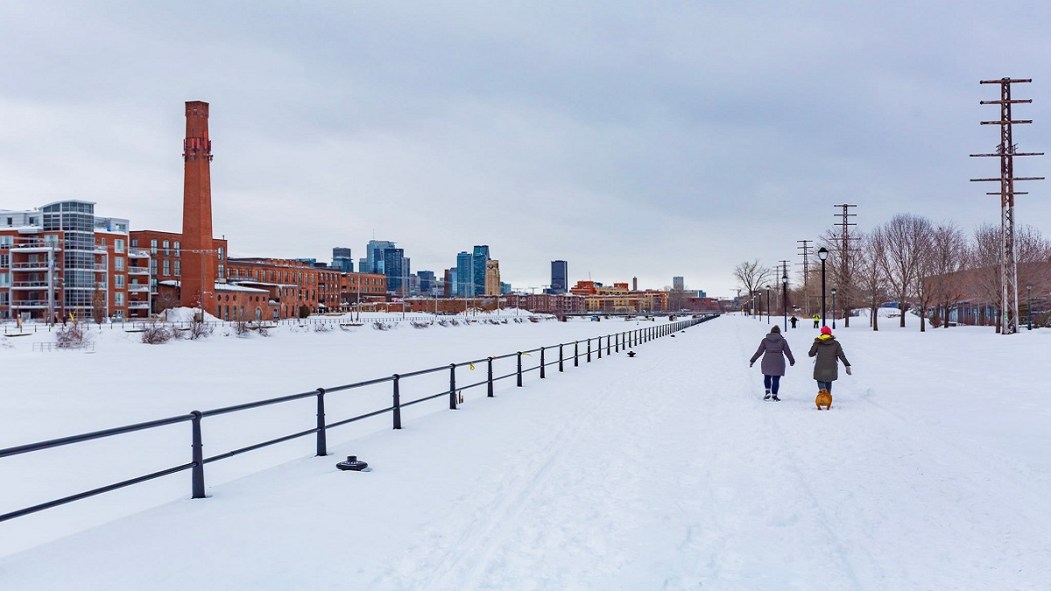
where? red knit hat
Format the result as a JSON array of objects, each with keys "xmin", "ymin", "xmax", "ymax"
[{"xmin": 820, "ymin": 326, "xmax": 832, "ymax": 335}]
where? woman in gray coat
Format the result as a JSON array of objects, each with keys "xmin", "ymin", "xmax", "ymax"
[
  {"xmin": 749, "ymin": 325, "xmax": 795, "ymax": 401},
  {"xmin": 808, "ymin": 326, "xmax": 851, "ymax": 392}
]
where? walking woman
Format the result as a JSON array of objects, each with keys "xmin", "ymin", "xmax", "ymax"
[
  {"xmin": 749, "ymin": 325, "xmax": 795, "ymax": 401},
  {"xmin": 808, "ymin": 326, "xmax": 851, "ymax": 393}
]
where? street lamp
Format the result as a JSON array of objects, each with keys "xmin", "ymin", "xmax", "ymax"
[
  {"xmin": 782, "ymin": 272, "xmax": 788, "ymax": 330},
  {"xmin": 817, "ymin": 247, "xmax": 829, "ymax": 327},
  {"xmin": 766, "ymin": 285, "xmax": 771, "ymax": 324},
  {"xmin": 1027, "ymin": 284, "xmax": 1033, "ymax": 330},
  {"xmin": 831, "ymin": 287, "xmax": 838, "ymax": 329}
]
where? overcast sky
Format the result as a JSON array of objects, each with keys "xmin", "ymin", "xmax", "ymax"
[{"xmin": 2, "ymin": 1, "xmax": 1050, "ymax": 297}]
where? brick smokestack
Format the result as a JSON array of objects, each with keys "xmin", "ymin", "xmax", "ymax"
[{"xmin": 180, "ymin": 101, "xmax": 217, "ymax": 310}]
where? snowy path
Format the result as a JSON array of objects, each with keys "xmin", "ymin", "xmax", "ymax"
[{"xmin": 1, "ymin": 316, "xmax": 1049, "ymax": 590}]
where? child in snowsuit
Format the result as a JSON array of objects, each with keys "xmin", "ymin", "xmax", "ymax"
[{"xmin": 749, "ymin": 325, "xmax": 795, "ymax": 401}]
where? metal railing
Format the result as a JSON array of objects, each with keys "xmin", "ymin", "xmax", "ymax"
[{"xmin": 0, "ymin": 315, "xmax": 719, "ymax": 522}]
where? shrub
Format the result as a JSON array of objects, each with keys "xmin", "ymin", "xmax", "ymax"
[
  {"xmin": 298, "ymin": 305, "xmax": 311, "ymax": 319},
  {"xmin": 372, "ymin": 321, "xmax": 390, "ymax": 331},
  {"xmin": 56, "ymin": 322, "xmax": 89, "ymax": 349},
  {"xmin": 141, "ymin": 323, "xmax": 173, "ymax": 344},
  {"xmin": 188, "ymin": 317, "xmax": 214, "ymax": 340},
  {"xmin": 314, "ymin": 322, "xmax": 333, "ymax": 333},
  {"xmin": 411, "ymin": 321, "xmax": 430, "ymax": 329}
]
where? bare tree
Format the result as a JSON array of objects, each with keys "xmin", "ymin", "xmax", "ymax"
[
  {"xmin": 819, "ymin": 228, "xmax": 860, "ymax": 328},
  {"xmin": 969, "ymin": 223, "xmax": 1002, "ymax": 331},
  {"xmin": 733, "ymin": 260, "xmax": 773, "ymax": 315},
  {"xmin": 921, "ymin": 222, "xmax": 968, "ymax": 329},
  {"xmin": 855, "ymin": 230, "xmax": 888, "ymax": 331},
  {"xmin": 878, "ymin": 214, "xmax": 933, "ymax": 328}
]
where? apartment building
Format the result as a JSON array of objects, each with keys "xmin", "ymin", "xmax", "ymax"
[{"xmin": 1, "ymin": 200, "xmax": 149, "ymax": 321}]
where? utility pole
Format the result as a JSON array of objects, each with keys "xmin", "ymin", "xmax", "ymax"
[
  {"xmin": 970, "ymin": 77, "xmax": 1044, "ymax": 335},
  {"xmin": 797, "ymin": 240, "xmax": 812, "ymax": 315},
  {"xmin": 832, "ymin": 204, "xmax": 858, "ymax": 327}
]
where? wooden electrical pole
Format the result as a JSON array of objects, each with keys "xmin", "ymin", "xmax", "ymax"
[{"xmin": 970, "ymin": 78, "xmax": 1044, "ymax": 334}]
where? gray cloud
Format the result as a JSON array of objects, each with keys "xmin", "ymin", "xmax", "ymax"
[{"xmin": 2, "ymin": 1, "xmax": 1050, "ymax": 295}]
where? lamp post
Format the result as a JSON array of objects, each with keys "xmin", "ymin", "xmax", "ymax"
[
  {"xmin": 1027, "ymin": 284, "xmax": 1032, "ymax": 330},
  {"xmin": 782, "ymin": 272, "xmax": 788, "ymax": 330},
  {"xmin": 817, "ymin": 247, "xmax": 828, "ymax": 327},
  {"xmin": 766, "ymin": 285, "xmax": 771, "ymax": 324},
  {"xmin": 831, "ymin": 287, "xmax": 838, "ymax": 329}
]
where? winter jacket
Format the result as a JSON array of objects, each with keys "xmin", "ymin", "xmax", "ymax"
[
  {"xmin": 749, "ymin": 333, "xmax": 795, "ymax": 376},
  {"xmin": 808, "ymin": 335, "xmax": 850, "ymax": 381}
]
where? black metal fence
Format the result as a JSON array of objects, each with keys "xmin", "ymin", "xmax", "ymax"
[{"xmin": 0, "ymin": 315, "xmax": 717, "ymax": 523}]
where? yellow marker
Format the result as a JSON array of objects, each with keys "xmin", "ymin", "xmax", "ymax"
[{"xmin": 468, "ymin": 362, "xmax": 475, "ymax": 371}]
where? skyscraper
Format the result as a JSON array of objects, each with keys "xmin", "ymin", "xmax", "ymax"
[
  {"xmin": 365, "ymin": 240, "xmax": 396, "ymax": 275},
  {"xmin": 673, "ymin": 276, "xmax": 685, "ymax": 291},
  {"xmin": 383, "ymin": 248, "xmax": 408, "ymax": 295},
  {"xmin": 455, "ymin": 251, "xmax": 472, "ymax": 297},
  {"xmin": 551, "ymin": 260, "xmax": 568, "ymax": 294},
  {"xmin": 472, "ymin": 245, "xmax": 490, "ymax": 298},
  {"xmin": 332, "ymin": 247, "xmax": 353, "ymax": 272}
]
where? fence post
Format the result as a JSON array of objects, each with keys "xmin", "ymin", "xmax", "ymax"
[
  {"xmin": 587, "ymin": 339, "xmax": 592, "ymax": 362},
  {"xmin": 574, "ymin": 341, "xmax": 579, "ymax": 367},
  {"xmin": 597, "ymin": 336, "xmax": 603, "ymax": 359},
  {"xmin": 616, "ymin": 332, "xmax": 620, "ymax": 353},
  {"xmin": 393, "ymin": 375, "xmax": 402, "ymax": 429},
  {"xmin": 190, "ymin": 410, "xmax": 205, "ymax": 499},
  {"xmin": 516, "ymin": 352, "xmax": 523, "ymax": 387},
  {"xmin": 315, "ymin": 388, "xmax": 327, "ymax": 457},
  {"xmin": 607, "ymin": 335, "xmax": 611, "ymax": 356},
  {"xmin": 559, "ymin": 344, "xmax": 564, "ymax": 372},
  {"xmin": 449, "ymin": 364, "xmax": 458, "ymax": 409},
  {"xmin": 540, "ymin": 347, "xmax": 546, "ymax": 378},
  {"xmin": 487, "ymin": 357, "xmax": 494, "ymax": 397}
]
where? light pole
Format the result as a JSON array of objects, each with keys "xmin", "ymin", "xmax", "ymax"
[
  {"xmin": 831, "ymin": 287, "xmax": 838, "ymax": 329},
  {"xmin": 782, "ymin": 271, "xmax": 788, "ymax": 330},
  {"xmin": 818, "ymin": 247, "xmax": 828, "ymax": 327},
  {"xmin": 1027, "ymin": 284, "xmax": 1032, "ymax": 330},
  {"xmin": 766, "ymin": 285, "xmax": 771, "ymax": 324}
]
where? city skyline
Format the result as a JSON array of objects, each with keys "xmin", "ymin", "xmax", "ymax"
[{"xmin": 3, "ymin": 3, "xmax": 1051, "ymax": 297}]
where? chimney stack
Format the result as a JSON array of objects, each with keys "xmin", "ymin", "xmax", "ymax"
[{"xmin": 180, "ymin": 101, "xmax": 217, "ymax": 309}]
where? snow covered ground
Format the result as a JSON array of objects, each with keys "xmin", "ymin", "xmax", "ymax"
[{"xmin": 2, "ymin": 312, "xmax": 1050, "ymax": 590}]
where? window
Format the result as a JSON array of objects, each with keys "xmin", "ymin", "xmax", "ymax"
[
  {"xmin": 174, "ymin": 261, "xmax": 181, "ymax": 276},
  {"xmin": 162, "ymin": 240, "xmax": 169, "ymax": 255},
  {"xmin": 162, "ymin": 260, "xmax": 170, "ymax": 276},
  {"xmin": 150, "ymin": 240, "xmax": 157, "ymax": 254},
  {"xmin": 149, "ymin": 259, "xmax": 157, "ymax": 274},
  {"xmin": 0, "ymin": 254, "xmax": 8, "ymax": 268},
  {"xmin": 218, "ymin": 264, "xmax": 225, "ymax": 279},
  {"xmin": 174, "ymin": 241, "xmax": 180, "ymax": 257},
  {"xmin": 114, "ymin": 257, "xmax": 125, "ymax": 271},
  {"xmin": 115, "ymin": 292, "xmax": 124, "ymax": 306},
  {"xmin": 0, "ymin": 272, "xmax": 9, "ymax": 287},
  {"xmin": 218, "ymin": 247, "xmax": 224, "ymax": 260},
  {"xmin": 115, "ymin": 275, "xmax": 125, "ymax": 288},
  {"xmin": 131, "ymin": 239, "xmax": 138, "ymax": 247},
  {"xmin": 115, "ymin": 239, "xmax": 125, "ymax": 254}
]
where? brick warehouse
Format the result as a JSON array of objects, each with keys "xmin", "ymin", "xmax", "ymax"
[{"xmin": 131, "ymin": 101, "xmax": 386, "ymax": 321}]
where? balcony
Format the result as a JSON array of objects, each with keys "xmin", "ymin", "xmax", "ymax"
[
  {"xmin": 128, "ymin": 302, "xmax": 151, "ymax": 309},
  {"xmin": 128, "ymin": 285, "xmax": 150, "ymax": 293},
  {"xmin": 10, "ymin": 300, "xmax": 52, "ymax": 308},
  {"xmin": 10, "ymin": 280, "xmax": 54, "ymax": 289},
  {"xmin": 10, "ymin": 242, "xmax": 59, "ymax": 253},
  {"xmin": 11, "ymin": 261, "xmax": 52, "ymax": 270},
  {"xmin": 128, "ymin": 266, "xmax": 150, "ymax": 275}
]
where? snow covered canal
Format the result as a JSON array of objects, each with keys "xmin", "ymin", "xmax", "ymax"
[{"xmin": 2, "ymin": 314, "xmax": 1050, "ymax": 589}]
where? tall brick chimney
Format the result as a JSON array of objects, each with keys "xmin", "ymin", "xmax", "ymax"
[{"xmin": 180, "ymin": 101, "xmax": 217, "ymax": 309}]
